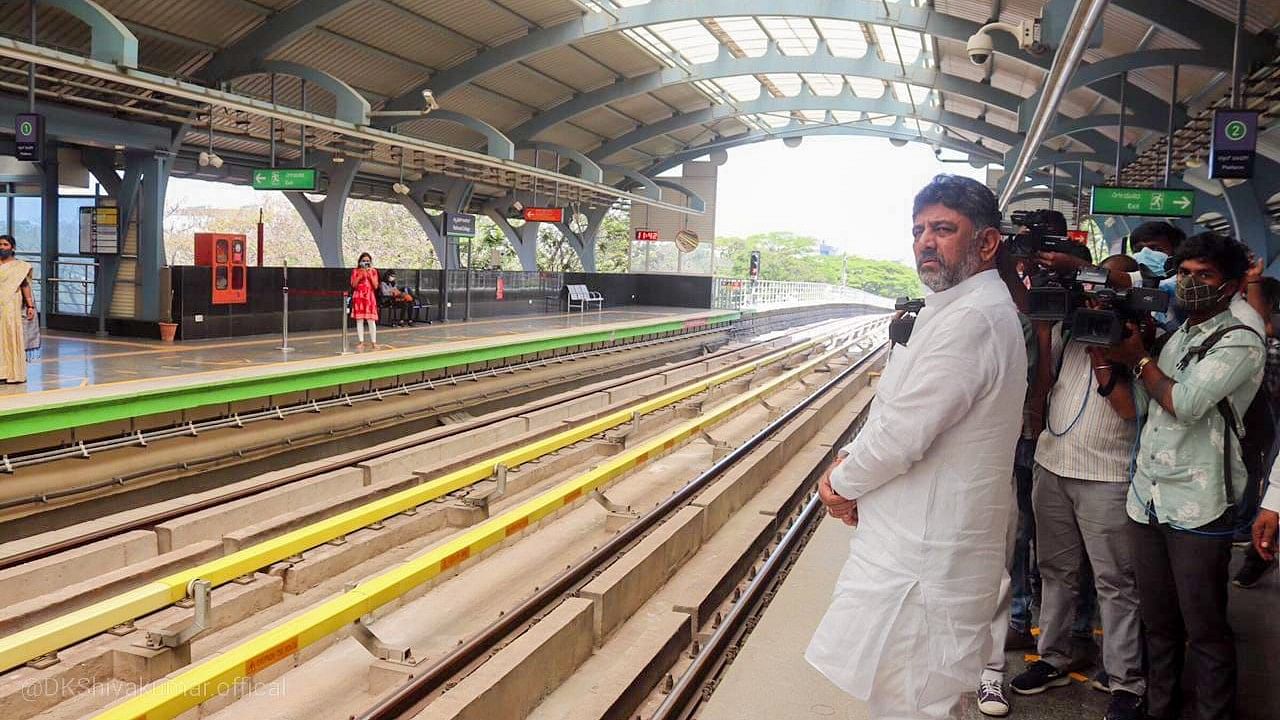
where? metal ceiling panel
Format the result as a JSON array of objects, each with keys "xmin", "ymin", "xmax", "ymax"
[
  {"xmin": 650, "ymin": 83, "xmax": 713, "ymax": 113},
  {"xmin": 100, "ymin": 0, "xmax": 263, "ymax": 48},
  {"xmin": 325, "ymin": 1, "xmax": 475, "ymax": 69},
  {"xmin": 488, "ymin": 0, "xmax": 583, "ymax": 29},
  {"xmin": 1190, "ymin": 0, "xmax": 1280, "ymax": 34},
  {"xmin": 473, "ymin": 62, "xmax": 573, "ymax": 112},
  {"xmin": 522, "ymin": 45, "xmax": 616, "ymax": 92},
  {"xmin": 440, "ymin": 84, "xmax": 533, "ymax": 130},
  {"xmin": 534, "ymin": 122, "xmax": 603, "ymax": 154},
  {"xmin": 571, "ymin": 107, "xmax": 639, "ymax": 139},
  {"xmin": 571, "ymin": 32, "xmax": 664, "ymax": 79},
  {"xmin": 272, "ymin": 30, "xmax": 425, "ymax": 99},
  {"xmin": 608, "ymin": 93, "xmax": 678, "ymax": 125},
  {"xmin": 394, "ymin": 0, "xmax": 528, "ymax": 48}
]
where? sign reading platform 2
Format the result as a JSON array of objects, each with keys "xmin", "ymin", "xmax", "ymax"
[
  {"xmin": 252, "ymin": 168, "xmax": 317, "ymax": 191},
  {"xmin": 1210, "ymin": 110, "xmax": 1258, "ymax": 179},
  {"xmin": 1090, "ymin": 186, "xmax": 1194, "ymax": 218}
]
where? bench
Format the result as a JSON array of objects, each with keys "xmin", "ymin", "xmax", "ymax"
[{"xmin": 566, "ymin": 284, "xmax": 603, "ymax": 312}]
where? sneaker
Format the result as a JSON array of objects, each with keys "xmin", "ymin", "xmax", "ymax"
[
  {"xmin": 977, "ymin": 679, "xmax": 1011, "ymax": 717},
  {"xmin": 1103, "ymin": 690, "xmax": 1143, "ymax": 720},
  {"xmin": 1004, "ymin": 626, "xmax": 1036, "ymax": 652},
  {"xmin": 1010, "ymin": 660, "xmax": 1071, "ymax": 695},
  {"xmin": 1233, "ymin": 551, "xmax": 1277, "ymax": 588},
  {"xmin": 1090, "ymin": 668, "xmax": 1111, "ymax": 693}
]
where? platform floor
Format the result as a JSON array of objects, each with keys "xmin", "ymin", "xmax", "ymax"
[
  {"xmin": 702, "ymin": 515, "xmax": 1278, "ymax": 720},
  {"xmin": 0, "ymin": 307, "xmax": 716, "ymax": 404}
]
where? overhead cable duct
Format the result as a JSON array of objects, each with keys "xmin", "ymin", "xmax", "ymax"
[{"xmin": 997, "ymin": 0, "xmax": 1110, "ymax": 211}]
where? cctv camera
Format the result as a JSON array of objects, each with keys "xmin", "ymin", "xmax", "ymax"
[
  {"xmin": 966, "ymin": 31, "xmax": 993, "ymax": 66},
  {"xmin": 421, "ymin": 89, "xmax": 440, "ymax": 112}
]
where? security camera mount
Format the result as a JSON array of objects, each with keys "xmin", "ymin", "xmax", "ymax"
[{"xmin": 966, "ymin": 18, "xmax": 1046, "ymax": 66}]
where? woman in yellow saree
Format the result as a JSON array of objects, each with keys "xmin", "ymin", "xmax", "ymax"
[{"xmin": 0, "ymin": 234, "xmax": 36, "ymax": 384}]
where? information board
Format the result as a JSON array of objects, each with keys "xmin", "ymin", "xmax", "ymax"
[
  {"xmin": 1090, "ymin": 186, "xmax": 1194, "ymax": 218},
  {"xmin": 634, "ymin": 229, "xmax": 660, "ymax": 241},
  {"xmin": 78, "ymin": 205, "xmax": 119, "ymax": 254},
  {"xmin": 522, "ymin": 207, "xmax": 563, "ymax": 223},
  {"xmin": 445, "ymin": 212, "xmax": 476, "ymax": 237},
  {"xmin": 1209, "ymin": 110, "xmax": 1258, "ymax": 179}
]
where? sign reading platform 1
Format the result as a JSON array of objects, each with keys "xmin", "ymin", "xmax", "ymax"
[
  {"xmin": 1210, "ymin": 110, "xmax": 1258, "ymax": 179},
  {"xmin": 15, "ymin": 113, "xmax": 43, "ymax": 162},
  {"xmin": 252, "ymin": 168, "xmax": 317, "ymax": 191},
  {"xmin": 1090, "ymin": 186, "xmax": 1194, "ymax": 218}
]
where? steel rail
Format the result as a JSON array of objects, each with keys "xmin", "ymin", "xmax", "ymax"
[
  {"xmin": 356, "ymin": 331, "xmax": 889, "ymax": 720},
  {"xmin": 0, "ymin": 323, "xmax": 863, "ymax": 676},
  {"xmin": 93, "ymin": 323, "xmax": 887, "ymax": 720},
  {"xmin": 0, "ymin": 316, "xmax": 860, "ymax": 569}
]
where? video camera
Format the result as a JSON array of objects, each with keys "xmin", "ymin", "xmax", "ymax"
[
  {"xmin": 1071, "ymin": 278, "xmax": 1169, "ymax": 346},
  {"xmin": 889, "ymin": 297, "xmax": 925, "ymax": 346},
  {"xmin": 1005, "ymin": 209, "xmax": 1092, "ymax": 263}
]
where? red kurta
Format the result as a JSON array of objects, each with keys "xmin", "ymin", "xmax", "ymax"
[{"xmin": 350, "ymin": 267, "xmax": 379, "ymax": 321}]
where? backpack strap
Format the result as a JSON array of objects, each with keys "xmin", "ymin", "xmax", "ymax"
[{"xmin": 1175, "ymin": 323, "xmax": 1263, "ymax": 507}]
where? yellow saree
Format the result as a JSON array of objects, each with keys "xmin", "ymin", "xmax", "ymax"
[{"xmin": 0, "ymin": 258, "xmax": 32, "ymax": 383}]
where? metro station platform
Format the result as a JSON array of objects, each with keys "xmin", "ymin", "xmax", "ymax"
[
  {"xmin": 702, "ymin": 516, "xmax": 1279, "ymax": 720},
  {"xmin": 0, "ymin": 307, "xmax": 740, "ymax": 446}
]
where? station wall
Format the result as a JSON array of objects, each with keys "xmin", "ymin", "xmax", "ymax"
[{"xmin": 167, "ymin": 266, "xmax": 715, "ymax": 340}]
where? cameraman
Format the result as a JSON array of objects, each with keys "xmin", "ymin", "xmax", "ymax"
[
  {"xmin": 1106, "ymin": 232, "xmax": 1264, "ymax": 720},
  {"xmin": 1008, "ymin": 254, "xmax": 1146, "ymax": 720}
]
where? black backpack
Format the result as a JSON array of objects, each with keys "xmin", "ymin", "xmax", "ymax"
[{"xmin": 1176, "ymin": 324, "xmax": 1277, "ymax": 498}]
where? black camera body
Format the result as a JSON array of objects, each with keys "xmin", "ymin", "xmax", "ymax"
[
  {"xmin": 1071, "ymin": 284, "xmax": 1169, "ymax": 346},
  {"xmin": 889, "ymin": 297, "xmax": 925, "ymax": 346}
]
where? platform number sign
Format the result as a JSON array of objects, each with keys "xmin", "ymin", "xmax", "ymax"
[
  {"xmin": 749, "ymin": 251, "xmax": 761, "ymax": 279},
  {"xmin": 14, "ymin": 113, "xmax": 43, "ymax": 162},
  {"xmin": 1210, "ymin": 110, "xmax": 1258, "ymax": 179}
]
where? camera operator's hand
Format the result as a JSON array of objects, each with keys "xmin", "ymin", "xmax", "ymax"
[
  {"xmin": 1036, "ymin": 251, "xmax": 1089, "ymax": 273},
  {"xmin": 1105, "ymin": 321, "xmax": 1148, "ymax": 367}
]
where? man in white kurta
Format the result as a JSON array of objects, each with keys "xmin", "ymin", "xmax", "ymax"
[{"xmin": 807, "ymin": 175, "xmax": 1027, "ymax": 720}]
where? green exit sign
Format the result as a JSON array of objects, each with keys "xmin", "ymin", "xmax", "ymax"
[
  {"xmin": 252, "ymin": 168, "xmax": 317, "ymax": 191},
  {"xmin": 1091, "ymin": 186, "xmax": 1195, "ymax": 218}
]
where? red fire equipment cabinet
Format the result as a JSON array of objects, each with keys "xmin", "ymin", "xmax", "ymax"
[{"xmin": 195, "ymin": 232, "xmax": 248, "ymax": 305}]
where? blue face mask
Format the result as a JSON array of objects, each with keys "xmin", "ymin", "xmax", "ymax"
[{"xmin": 1131, "ymin": 247, "xmax": 1170, "ymax": 279}]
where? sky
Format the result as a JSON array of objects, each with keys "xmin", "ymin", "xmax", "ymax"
[{"xmin": 166, "ymin": 135, "xmax": 989, "ymax": 268}]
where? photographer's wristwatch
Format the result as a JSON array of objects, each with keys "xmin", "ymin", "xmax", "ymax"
[{"xmin": 1134, "ymin": 356, "xmax": 1154, "ymax": 377}]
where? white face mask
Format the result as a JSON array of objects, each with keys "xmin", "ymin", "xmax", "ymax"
[{"xmin": 1131, "ymin": 247, "xmax": 1170, "ymax": 279}]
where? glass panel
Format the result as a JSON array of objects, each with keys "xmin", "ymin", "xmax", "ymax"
[
  {"xmin": 713, "ymin": 75, "xmax": 762, "ymax": 102},
  {"xmin": 59, "ymin": 197, "xmax": 94, "ymax": 255},
  {"xmin": 713, "ymin": 17, "xmax": 768, "ymax": 57},
  {"xmin": 814, "ymin": 19, "xmax": 869, "ymax": 58},
  {"xmin": 758, "ymin": 16, "xmax": 819, "ymax": 56},
  {"xmin": 13, "ymin": 196, "xmax": 41, "ymax": 309},
  {"xmin": 802, "ymin": 73, "xmax": 844, "ymax": 96},
  {"xmin": 762, "ymin": 73, "xmax": 801, "ymax": 96},
  {"xmin": 846, "ymin": 76, "xmax": 886, "ymax": 98},
  {"xmin": 648, "ymin": 20, "xmax": 721, "ymax": 63}
]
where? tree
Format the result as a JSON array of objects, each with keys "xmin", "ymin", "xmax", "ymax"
[{"xmin": 715, "ymin": 231, "xmax": 923, "ymax": 297}]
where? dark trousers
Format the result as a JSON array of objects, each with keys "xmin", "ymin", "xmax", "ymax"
[{"xmin": 1126, "ymin": 515, "xmax": 1236, "ymax": 720}]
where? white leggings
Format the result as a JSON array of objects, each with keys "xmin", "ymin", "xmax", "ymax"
[{"xmin": 355, "ymin": 318, "xmax": 377, "ymax": 344}]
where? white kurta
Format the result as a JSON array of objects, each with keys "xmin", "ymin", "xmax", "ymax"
[{"xmin": 806, "ymin": 269, "xmax": 1027, "ymax": 714}]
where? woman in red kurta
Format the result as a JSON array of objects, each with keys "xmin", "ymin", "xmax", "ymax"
[{"xmin": 350, "ymin": 252, "xmax": 379, "ymax": 346}]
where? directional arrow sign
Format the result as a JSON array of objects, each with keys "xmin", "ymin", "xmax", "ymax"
[{"xmin": 1090, "ymin": 186, "xmax": 1196, "ymax": 218}]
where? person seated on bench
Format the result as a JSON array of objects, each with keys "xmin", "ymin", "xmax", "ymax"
[{"xmin": 379, "ymin": 271, "xmax": 417, "ymax": 326}]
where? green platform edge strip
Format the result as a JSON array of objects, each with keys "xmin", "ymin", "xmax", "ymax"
[{"xmin": 0, "ymin": 312, "xmax": 740, "ymax": 442}]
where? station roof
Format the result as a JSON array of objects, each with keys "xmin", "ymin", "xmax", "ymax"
[{"xmin": 0, "ymin": 1, "xmax": 1276, "ymax": 223}]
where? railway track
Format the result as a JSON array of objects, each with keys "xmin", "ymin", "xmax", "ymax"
[
  {"xmin": 0, "ymin": 316, "xmax": 885, "ymax": 720},
  {"xmin": 61, "ymin": 319, "xmax": 887, "ymax": 720},
  {"xmin": 0, "ymin": 318, "xmax": 844, "ymax": 572}
]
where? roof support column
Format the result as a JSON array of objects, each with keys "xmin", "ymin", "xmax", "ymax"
[
  {"xmin": 136, "ymin": 151, "xmax": 171, "ymax": 323},
  {"xmin": 555, "ymin": 207, "xmax": 608, "ymax": 272},
  {"xmin": 1220, "ymin": 179, "xmax": 1277, "ymax": 268},
  {"xmin": 285, "ymin": 156, "xmax": 359, "ymax": 267},
  {"xmin": 38, "ymin": 139, "xmax": 57, "ymax": 321},
  {"xmin": 483, "ymin": 204, "xmax": 539, "ymax": 271}
]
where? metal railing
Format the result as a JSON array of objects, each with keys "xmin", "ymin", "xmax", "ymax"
[{"xmin": 712, "ymin": 277, "xmax": 895, "ymax": 311}]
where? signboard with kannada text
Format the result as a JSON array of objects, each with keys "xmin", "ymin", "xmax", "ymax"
[
  {"xmin": 445, "ymin": 212, "xmax": 476, "ymax": 237},
  {"xmin": 634, "ymin": 229, "xmax": 660, "ymax": 241},
  {"xmin": 252, "ymin": 168, "xmax": 317, "ymax": 191},
  {"xmin": 1090, "ymin": 186, "xmax": 1194, "ymax": 218},
  {"xmin": 522, "ymin": 207, "xmax": 564, "ymax": 223},
  {"xmin": 15, "ymin": 113, "xmax": 43, "ymax": 162},
  {"xmin": 78, "ymin": 205, "xmax": 119, "ymax": 254},
  {"xmin": 1210, "ymin": 109, "xmax": 1258, "ymax": 179}
]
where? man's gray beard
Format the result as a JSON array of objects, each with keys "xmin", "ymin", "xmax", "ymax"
[{"xmin": 917, "ymin": 243, "xmax": 984, "ymax": 292}]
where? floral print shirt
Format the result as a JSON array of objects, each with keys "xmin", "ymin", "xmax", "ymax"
[{"xmin": 1129, "ymin": 309, "xmax": 1265, "ymax": 528}]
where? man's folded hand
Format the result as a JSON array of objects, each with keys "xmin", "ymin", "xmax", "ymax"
[{"xmin": 819, "ymin": 457, "xmax": 858, "ymax": 526}]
